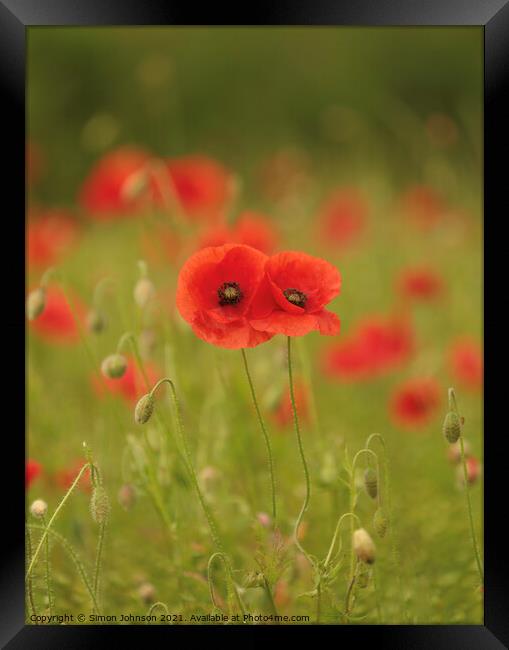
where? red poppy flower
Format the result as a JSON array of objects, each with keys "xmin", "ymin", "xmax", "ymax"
[
  {"xmin": 27, "ymin": 209, "xmax": 80, "ymax": 269},
  {"xmin": 317, "ymin": 188, "xmax": 368, "ymax": 249},
  {"xmin": 400, "ymin": 185, "xmax": 446, "ymax": 230},
  {"xmin": 93, "ymin": 355, "xmax": 161, "ymax": 403},
  {"xmin": 176, "ymin": 244, "xmax": 274, "ymax": 349},
  {"xmin": 448, "ymin": 338, "xmax": 483, "ymax": 391},
  {"xmin": 272, "ymin": 381, "xmax": 310, "ymax": 429},
  {"xmin": 26, "ymin": 459, "xmax": 42, "ymax": 488},
  {"xmin": 198, "ymin": 212, "xmax": 278, "ymax": 255},
  {"xmin": 55, "ymin": 460, "xmax": 92, "ymax": 493},
  {"xmin": 397, "ymin": 266, "xmax": 444, "ymax": 301},
  {"xmin": 250, "ymin": 251, "xmax": 341, "ymax": 337},
  {"xmin": 163, "ymin": 155, "xmax": 233, "ymax": 220},
  {"xmin": 79, "ymin": 147, "xmax": 151, "ymax": 218},
  {"xmin": 322, "ymin": 314, "xmax": 413, "ymax": 381},
  {"xmin": 29, "ymin": 286, "xmax": 86, "ymax": 344},
  {"xmin": 390, "ymin": 377, "xmax": 441, "ymax": 429}
]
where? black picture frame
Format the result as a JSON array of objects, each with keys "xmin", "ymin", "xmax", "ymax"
[{"xmin": 3, "ymin": 0, "xmax": 507, "ymax": 646}]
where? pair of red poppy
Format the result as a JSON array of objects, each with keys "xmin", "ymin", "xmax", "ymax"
[{"xmin": 176, "ymin": 244, "xmax": 341, "ymax": 349}]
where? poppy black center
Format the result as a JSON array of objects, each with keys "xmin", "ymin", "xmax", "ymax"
[
  {"xmin": 218, "ymin": 281, "xmax": 243, "ymax": 306},
  {"xmin": 283, "ymin": 288, "xmax": 307, "ymax": 307}
]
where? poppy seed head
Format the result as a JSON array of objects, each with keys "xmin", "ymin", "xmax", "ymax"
[
  {"xmin": 218, "ymin": 281, "xmax": 243, "ymax": 306},
  {"xmin": 283, "ymin": 288, "xmax": 307, "ymax": 307}
]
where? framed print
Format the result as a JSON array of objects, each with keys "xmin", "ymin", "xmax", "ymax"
[{"xmin": 1, "ymin": 0, "xmax": 508, "ymax": 646}]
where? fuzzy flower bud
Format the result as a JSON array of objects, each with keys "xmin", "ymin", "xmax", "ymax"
[
  {"xmin": 30, "ymin": 499, "xmax": 48, "ymax": 518},
  {"xmin": 134, "ymin": 393, "xmax": 154, "ymax": 425},
  {"xmin": 118, "ymin": 484, "xmax": 137, "ymax": 511},
  {"xmin": 90, "ymin": 485, "xmax": 110, "ymax": 524},
  {"xmin": 101, "ymin": 353, "xmax": 127, "ymax": 379},
  {"xmin": 26, "ymin": 287, "xmax": 46, "ymax": 321},
  {"xmin": 353, "ymin": 528, "xmax": 376, "ymax": 564},
  {"xmin": 443, "ymin": 411, "xmax": 461, "ymax": 444},
  {"xmin": 86, "ymin": 309, "xmax": 106, "ymax": 334},
  {"xmin": 364, "ymin": 467, "xmax": 378, "ymax": 499},
  {"xmin": 373, "ymin": 508, "xmax": 388, "ymax": 538},
  {"xmin": 133, "ymin": 278, "xmax": 156, "ymax": 309}
]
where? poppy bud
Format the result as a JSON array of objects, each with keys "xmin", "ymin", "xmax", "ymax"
[
  {"xmin": 118, "ymin": 484, "xmax": 137, "ymax": 510},
  {"xmin": 90, "ymin": 485, "xmax": 110, "ymax": 524},
  {"xmin": 26, "ymin": 287, "xmax": 46, "ymax": 321},
  {"xmin": 134, "ymin": 393, "xmax": 154, "ymax": 425},
  {"xmin": 86, "ymin": 309, "xmax": 106, "ymax": 334},
  {"xmin": 443, "ymin": 411, "xmax": 461, "ymax": 443},
  {"xmin": 30, "ymin": 499, "xmax": 48, "ymax": 518},
  {"xmin": 353, "ymin": 528, "xmax": 376, "ymax": 564},
  {"xmin": 373, "ymin": 508, "xmax": 388, "ymax": 538},
  {"xmin": 138, "ymin": 582, "xmax": 156, "ymax": 604},
  {"xmin": 101, "ymin": 353, "xmax": 127, "ymax": 379},
  {"xmin": 364, "ymin": 467, "xmax": 378, "ymax": 499},
  {"xmin": 133, "ymin": 278, "xmax": 156, "ymax": 309}
]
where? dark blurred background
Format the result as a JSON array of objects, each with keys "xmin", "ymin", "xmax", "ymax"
[{"xmin": 28, "ymin": 27, "xmax": 482, "ymax": 207}]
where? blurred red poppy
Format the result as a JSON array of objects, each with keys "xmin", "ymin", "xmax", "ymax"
[
  {"xmin": 176, "ymin": 244, "xmax": 274, "ymax": 349},
  {"xmin": 400, "ymin": 185, "xmax": 446, "ymax": 230},
  {"xmin": 397, "ymin": 266, "xmax": 444, "ymax": 301},
  {"xmin": 27, "ymin": 209, "xmax": 80, "ymax": 269},
  {"xmin": 29, "ymin": 286, "xmax": 86, "ymax": 344},
  {"xmin": 93, "ymin": 355, "xmax": 161, "ymax": 403},
  {"xmin": 163, "ymin": 155, "xmax": 233, "ymax": 220},
  {"xmin": 55, "ymin": 460, "xmax": 92, "ymax": 493},
  {"xmin": 317, "ymin": 188, "xmax": 368, "ymax": 249},
  {"xmin": 250, "ymin": 251, "xmax": 341, "ymax": 337},
  {"xmin": 272, "ymin": 381, "xmax": 310, "ymax": 429},
  {"xmin": 448, "ymin": 338, "xmax": 483, "ymax": 391},
  {"xmin": 390, "ymin": 377, "xmax": 441, "ymax": 429},
  {"xmin": 79, "ymin": 147, "xmax": 151, "ymax": 218},
  {"xmin": 198, "ymin": 212, "xmax": 278, "ymax": 255},
  {"xmin": 26, "ymin": 459, "xmax": 42, "ymax": 488},
  {"xmin": 322, "ymin": 314, "xmax": 413, "ymax": 381}
]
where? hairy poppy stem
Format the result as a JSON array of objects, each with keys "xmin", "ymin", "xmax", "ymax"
[
  {"xmin": 366, "ymin": 433, "xmax": 409, "ymax": 622},
  {"xmin": 26, "ymin": 463, "xmax": 90, "ymax": 582},
  {"xmin": 240, "ymin": 348, "xmax": 277, "ymax": 524},
  {"xmin": 287, "ymin": 337, "xmax": 314, "ymax": 568},
  {"xmin": 348, "ymin": 448, "xmax": 378, "ymax": 580},
  {"xmin": 207, "ymin": 552, "xmax": 247, "ymax": 616},
  {"xmin": 25, "ymin": 523, "xmax": 38, "ymax": 617},
  {"xmin": 449, "ymin": 388, "xmax": 484, "ymax": 584},
  {"xmin": 150, "ymin": 379, "xmax": 224, "ymax": 554},
  {"xmin": 40, "ymin": 514, "xmax": 55, "ymax": 617}
]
